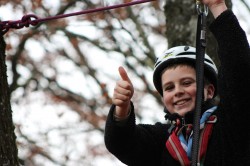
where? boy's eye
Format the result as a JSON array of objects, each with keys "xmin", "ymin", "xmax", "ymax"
[
  {"xmin": 182, "ymin": 80, "xmax": 194, "ymax": 86},
  {"xmin": 164, "ymin": 85, "xmax": 174, "ymax": 91},
  {"xmin": 183, "ymin": 81, "xmax": 191, "ymax": 85}
]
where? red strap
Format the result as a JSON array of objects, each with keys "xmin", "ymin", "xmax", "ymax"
[
  {"xmin": 199, "ymin": 115, "xmax": 217, "ymax": 161},
  {"xmin": 166, "ymin": 115, "xmax": 217, "ymax": 166},
  {"xmin": 166, "ymin": 128, "xmax": 191, "ymax": 166}
]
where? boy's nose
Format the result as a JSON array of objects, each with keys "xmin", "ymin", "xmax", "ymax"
[{"xmin": 174, "ymin": 85, "xmax": 184, "ymax": 97}]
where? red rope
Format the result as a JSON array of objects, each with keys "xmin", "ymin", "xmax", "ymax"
[{"xmin": 0, "ymin": 0, "xmax": 156, "ymax": 35}]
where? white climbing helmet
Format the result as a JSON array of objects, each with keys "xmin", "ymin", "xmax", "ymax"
[{"xmin": 153, "ymin": 46, "xmax": 218, "ymax": 96}]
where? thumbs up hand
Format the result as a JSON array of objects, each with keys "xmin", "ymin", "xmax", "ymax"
[{"xmin": 112, "ymin": 66, "xmax": 134, "ymax": 118}]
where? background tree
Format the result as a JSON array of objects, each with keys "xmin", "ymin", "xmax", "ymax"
[
  {"xmin": 0, "ymin": 0, "xmax": 249, "ymax": 165},
  {"xmin": 165, "ymin": 0, "xmax": 232, "ymax": 65},
  {"xmin": 0, "ymin": 34, "xmax": 19, "ymax": 166}
]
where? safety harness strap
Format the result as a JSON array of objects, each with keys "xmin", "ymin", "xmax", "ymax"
[{"xmin": 192, "ymin": 3, "xmax": 208, "ymax": 165}]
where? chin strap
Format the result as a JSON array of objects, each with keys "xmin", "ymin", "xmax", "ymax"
[{"xmin": 191, "ymin": 1, "xmax": 208, "ymax": 166}]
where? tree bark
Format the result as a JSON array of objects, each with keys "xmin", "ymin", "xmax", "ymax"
[
  {"xmin": 0, "ymin": 34, "xmax": 19, "ymax": 165},
  {"xmin": 164, "ymin": 0, "xmax": 232, "ymax": 66}
]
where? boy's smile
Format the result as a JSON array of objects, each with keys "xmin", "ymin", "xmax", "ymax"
[{"xmin": 174, "ymin": 98, "xmax": 192, "ymax": 109}]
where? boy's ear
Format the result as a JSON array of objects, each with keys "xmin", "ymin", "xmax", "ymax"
[{"xmin": 206, "ymin": 84, "xmax": 215, "ymax": 99}]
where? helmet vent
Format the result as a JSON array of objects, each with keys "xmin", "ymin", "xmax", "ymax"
[
  {"xmin": 204, "ymin": 58, "xmax": 214, "ymax": 64},
  {"xmin": 176, "ymin": 52, "xmax": 196, "ymax": 56}
]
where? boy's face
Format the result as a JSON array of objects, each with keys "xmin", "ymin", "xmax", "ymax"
[{"xmin": 161, "ymin": 65, "xmax": 214, "ymax": 116}]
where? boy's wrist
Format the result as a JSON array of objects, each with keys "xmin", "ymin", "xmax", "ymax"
[
  {"xmin": 209, "ymin": 3, "xmax": 228, "ymax": 18},
  {"xmin": 113, "ymin": 105, "xmax": 131, "ymax": 121}
]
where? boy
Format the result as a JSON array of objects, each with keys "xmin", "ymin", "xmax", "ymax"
[{"xmin": 105, "ymin": 0, "xmax": 250, "ymax": 165}]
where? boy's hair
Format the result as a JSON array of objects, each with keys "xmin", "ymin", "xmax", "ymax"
[{"xmin": 161, "ymin": 61, "xmax": 212, "ymax": 87}]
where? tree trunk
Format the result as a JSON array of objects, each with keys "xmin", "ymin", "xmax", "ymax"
[
  {"xmin": 164, "ymin": 0, "xmax": 232, "ymax": 66},
  {"xmin": 0, "ymin": 34, "xmax": 19, "ymax": 165}
]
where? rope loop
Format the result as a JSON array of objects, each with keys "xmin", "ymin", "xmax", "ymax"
[
  {"xmin": 21, "ymin": 14, "xmax": 39, "ymax": 27},
  {"xmin": 0, "ymin": 21, "xmax": 10, "ymax": 34},
  {"xmin": 0, "ymin": 14, "xmax": 39, "ymax": 34}
]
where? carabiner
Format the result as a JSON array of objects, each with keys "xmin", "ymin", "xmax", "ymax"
[{"xmin": 196, "ymin": 0, "xmax": 208, "ymax": 16}]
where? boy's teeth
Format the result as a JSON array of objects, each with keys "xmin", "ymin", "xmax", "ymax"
[{"xmin": 176, "ymin": 100, "xmax": 186, "ymax": 105}]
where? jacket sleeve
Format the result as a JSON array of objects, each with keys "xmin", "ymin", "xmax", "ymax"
[
  {"xmin": 104, "ymin": 103, "xmax": 169, "ymax": 165},
  {"xmin": 210, "ymin": 9, "xmax": 250, "ymax": 146}
]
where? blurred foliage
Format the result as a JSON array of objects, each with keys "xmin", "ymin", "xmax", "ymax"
[{"xmin": 1, "ymin": 0, "xmax": 166, "ymax": 165}]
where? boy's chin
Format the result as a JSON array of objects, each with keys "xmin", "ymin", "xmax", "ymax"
[{"xmin": 175, "ymin": 109, "xmax": 193, "ymax": 117}]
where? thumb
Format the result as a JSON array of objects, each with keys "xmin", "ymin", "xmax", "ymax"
[{"xmin": 118, "ymin": 66, "xmax": 132, "ymax": 84}]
